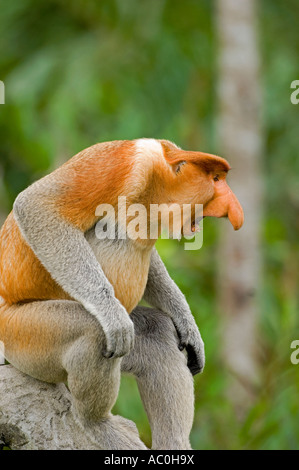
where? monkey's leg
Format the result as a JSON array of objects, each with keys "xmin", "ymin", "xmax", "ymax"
[
  {"xmin": 122, "ymin": 306, "xmax": 195, "ymax": 450},
  {"xmin": 0, "ymin": 300, "xmax": 146, "ymax": 450}
]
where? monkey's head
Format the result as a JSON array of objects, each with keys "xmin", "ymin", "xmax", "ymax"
[
  {"xmin": 136, "ymin": 139, "xmax": 244, "ymax": 238},
  {"xmin": 52, "ymin": 138, "xmax": 244, "ymax": 243}
]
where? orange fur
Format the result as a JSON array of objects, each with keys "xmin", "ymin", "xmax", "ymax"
[
  {"xmin": 160, "ymin": 140, "xmax": 230, "ymax": 174},
  {"xmin": 0, "ymin": 301, "xmax": 56, "ymax": 356},
  {"xmin": 57, "ymin": 141, "xmax": 136, "ymax": 231},
  {"xmin": 203, "ymin": 179, "xmax": 244, "ymax": 230}
]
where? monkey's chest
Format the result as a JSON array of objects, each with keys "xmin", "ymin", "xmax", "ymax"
[{"xmin": 86, "ymin": 232, "xmax": 152, "ymax": 313}]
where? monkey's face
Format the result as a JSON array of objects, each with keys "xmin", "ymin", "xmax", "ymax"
[{"xmin": 158, "ymin": 141, "xmax": 244, "ymax": 236}]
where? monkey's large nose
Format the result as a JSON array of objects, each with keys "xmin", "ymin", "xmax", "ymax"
[
  {"xmin": 203, "ymin": 183, "xmax": 244, "ymax": 230},
  {"xmin": 227, "ymin": 192, "xmax": 244, "ymax": 230}
]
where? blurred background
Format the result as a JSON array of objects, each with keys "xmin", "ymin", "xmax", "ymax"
[{"xmin": 0, "ymin": 0, "xmax": 299, "ymax": 450}]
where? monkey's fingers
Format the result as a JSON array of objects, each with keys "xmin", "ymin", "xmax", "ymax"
[
  {"xmin": 186, "ymin": 344, "xmax": 204, "ymax": 376},
  {"xmin": 102, "ymin": 317, "xmax": 135, "ymax": 359}
]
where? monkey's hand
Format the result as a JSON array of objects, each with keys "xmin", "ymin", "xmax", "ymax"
[
  {"xmin": 172, "ymin": 314, "xmax": 205, "ymax": 376},
  {"xmin": 100, "ymin": 292, "xmax": 135, "ymax": 358}
]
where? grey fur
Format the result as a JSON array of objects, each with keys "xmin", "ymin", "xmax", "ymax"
[{"xmin": 123, "ymin": 307, "xmax": 194, "ymax": 449}]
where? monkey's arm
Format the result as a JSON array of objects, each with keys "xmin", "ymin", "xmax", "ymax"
[
  {"xmin": 143, "ymin": 248, "xmax": 204, "ymax": 375},
  {"xmin": 13, "ymin": 177, "xmax": 134, "ymax": 359}
]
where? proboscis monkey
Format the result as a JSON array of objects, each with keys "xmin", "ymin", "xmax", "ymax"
[{"xmin": 0, "ymin": 139, "xmax": 244, "ymax": 450}]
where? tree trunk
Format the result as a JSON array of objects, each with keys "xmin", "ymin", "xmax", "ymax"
[
  {"xmin": 0, "ymin": 364, "xmax": 102, "ymax": 450},
  {"xmin": 215, "ymin": 0, "xmax": 263, "ymax": 415}
]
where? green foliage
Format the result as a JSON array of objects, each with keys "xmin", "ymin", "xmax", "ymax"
[{"xmin": 0, "ymin": 0, "xmax": 298, "ymax": 450}]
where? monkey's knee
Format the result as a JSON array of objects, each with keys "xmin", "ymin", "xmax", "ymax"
[
  {"xmin": 122, "ymin": 306, "xmax": 188, "ymax": 377},
  {"xmin": 130, "ymin": 306, "xmax": 179, "ymax": 344}
]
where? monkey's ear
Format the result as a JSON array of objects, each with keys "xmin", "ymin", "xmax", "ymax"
[
  {"xmin": 172, "ymin": 160, "xmax": 187, "ymax": 175},
  {"xmin": 193, "ymin": 154, "xmax": 231, "ymax": 174},
  {"xmin": 161, "ymin": 140, "xmax": 230, "ymax": 175}
]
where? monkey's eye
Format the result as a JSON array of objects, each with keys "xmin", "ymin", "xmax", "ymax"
[
  {"xmin": 213, "ymin": 175, "xmax": 219, "ymax": 182},
  {"xmin": 175, "ymin": 160, "xmax": 186, "ymax": 174}
]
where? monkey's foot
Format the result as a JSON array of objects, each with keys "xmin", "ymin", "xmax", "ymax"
[{"xmin": 76, "ymin": 414, "xmax": 147, "ymax": 450}]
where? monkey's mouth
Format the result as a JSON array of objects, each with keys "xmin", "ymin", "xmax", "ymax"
[
  {"xmin": 181, "ymin": 216, "xmax": 204, "ymax": 237},
  {"xmin": 191, "ymin": 216, "xmax": 204, "ymax": 232}
]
